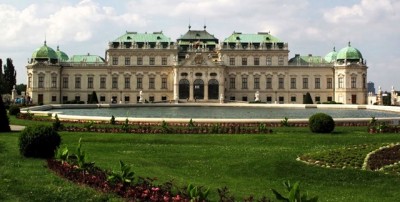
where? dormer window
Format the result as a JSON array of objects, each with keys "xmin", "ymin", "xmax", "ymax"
[
  {"xmin": 157, "ymin": 36, "xmax": 161, "ymax": 40},
  {"xmin": 127, "ymin": 36, "xmax": 131, "ymax": 40}
]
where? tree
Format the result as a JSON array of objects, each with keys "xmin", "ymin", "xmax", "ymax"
[
  {"xmin": 88, "ymin": 91, "xmax": 99, "ymax": 104},
  {"xmin": 0, "ymin": 59, "xmax": 4, "ymax": 94},
  {"xmin": 0, "ymin": 96, "xmax": 11, "ymax": 132},
  {"xmin": 303, "ymin": 92, "xmax": 313, "ymax": 104},
  {"xmin": 3, "ymin": 58, "xmax": 17, "ymax": 94},
  {"xmin": 15, "ymin": 83, "xmax": 27, "ymax": 95}
]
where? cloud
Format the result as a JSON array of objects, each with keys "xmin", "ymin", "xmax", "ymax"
[{"xmin": 323, "ymin": 0, "xmax": 398, "ymax": 24}]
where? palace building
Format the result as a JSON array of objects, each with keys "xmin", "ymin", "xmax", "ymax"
[{"xmin": 26, "ymin": 26, "xmax": 368, "ymax": 104}]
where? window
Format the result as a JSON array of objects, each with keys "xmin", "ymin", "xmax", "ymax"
[
  {"xmin": 254, "ymin": 57, "xmax": 259, "ymax": 66},
  {"xmin": 338, "ymin": 77, "xmax": 344, "ymax": 88},
  {"xmin": 242, "ymin": 58, "xmax": 247, "ymax": 66},
  {"xmin": 52, "ymin": 96, "xmax": 57, "ymax": 102},
  {"xmin": 266, "ymin": 57, "xmax": 272, "ymax": 66},
  {"xmin": 149, "ymin": 57, "xmax": 155, "ymax": 65},
  {"xmin": 254, "ymin": 78, "xmax": 260, "ymax": 89},
  {"xmin": 124, "ymin": 96, "xmax": 130, "ymax": 102},
  {"xmin": 302, "ymin": 78, "xmax": 308, "ymax": 89},
  {"xmin": 124, "ymin": 77, "xmax": 130, "ymax": 89},
  {"xmin": 162, "ymin": 57, "xmax": 167, "ymax": 65},
  {"xmin": 362, "ymin": 75, "xmax": 366, "ymax": 89},
  {"xmin": 315, "ymin": 78, "xmax": 320, "ymax": 89},
  {"xmin": 149, "ymin": 78, "xmax": 155, "ymax": 89},
  {"xmin": 51, "ymin": 76, "xmax": 57, "ymax": 88},
  {"xmin": 242, "ymin": 96, "xmax": 248, "ymax": 101},
  {"xmin": 75, "ymin": 96, "xmax": 80, "ymax": 102},
  {"xmin": 278, "ymin": 78, "xmax": 284, "ymax": 89},
  {"xmin": 327, "ymin": 96, "xmax": 332, "ymax": 101},
  {"xmin": 290, "ymin": 78, "xmax": 296, "ymax": 89},
  {"xmin": 75, "ymin": 77, "xmax": 81, "ymax": 89},
  {"xmin": 125, "ymin": 57, "xmax": 130, "ymax": 65},
  {"xmin": 137, "ymin": 77, "xmax": 142, "ymax": 89},
  {"xmin": 149, "ymin": 96, "xmax": 154, "ymax": 102},
  {"xmin": 161, "ymin": 96, "xmax": 167, "ymax": 101},
  {"xmin": 100, "ymin": 77, "xmax": 106, "ymax": 89},
  {"xmin": 229, "ymin": 77, "xmax": 235, "ymax": 89},
  {"xmin": 266, "ymin": 77, "xmax": 272, "ymax": 89},
  {"xmin": 279, "ymin": 96, "xmax": 284, "ymax": 103},
  {"xmin": 351, "ymin": 77, "xmax": 357, "ymax": 88},
  {"xmin": 278, "ymin": 56, "xmax": 284, "ymax": 66},
  {"xmin": 161, "ymin": 78, "xmax": 167, "ymax": 89},
  {"xmin": 137, "ymin": 57, "xmax": 143, "ymax": 65},
  {"xmin": 229, "ymin": 57, "xmax": 235, "ymax": 65},
  {"xmin": 315, "ymin": 96, "xmax": 321, "ymax": 102},
  {"xmin": 112, "ymin": 77, "xmax": 118, "ymax": 89},
  {"xmin": 100, "ymin": 96, "xmax": 106, "ymax": 102},
  {"xmin": 62, "ymin": 96, "xmax": 68, "ymax": 103},
  {"xmin": 230, "ymin": 96, "xmax": 235, "ymax": 101},
  {"xmin": 242, "ymin": 77, "xmax": 248, "ymax": 89},
  {"xmin": 62, "ymin": 77, "xmax": 68, "ymax": 88},
  {"xmin": 327, "ymin": 78, "xmax": 332, "ymax": 89},
  {"xmin": 88, "ymin": 77, "xmax": 93, "ymax": 89},
  {"xmin": 38, "ymin": 76, "xmax": 44, "ymax": 88},
  {"xmin": 112, "ymin": 57, "xmax": 118, "ymax": 65},
  {"xmin": 291, "ymin": 96, "xmax": 296, "ymax": 102},
  {"xmin": 266, "ymin": 96, "xmax": 272, "ymax": 103}
]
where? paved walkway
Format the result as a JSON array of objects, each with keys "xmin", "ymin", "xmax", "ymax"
[{"xmin": 10, "ymin": 125, "xmax": 25, "ymax": 131}]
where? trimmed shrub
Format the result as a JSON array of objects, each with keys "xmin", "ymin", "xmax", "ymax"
[
  {"xmin": 19, "ymin": 125, "xmax": 61, "ymax": 158},
  {"xmin": 309, "ymin": 113, "xmax": 335, "ymax": 133},
  {"xmin": 0, "ymin": 97, "xmax": 11, "ymax": 132},
  {"xmin": 8, "ymin": 105, "xmax": 20, "ymax": 116}
]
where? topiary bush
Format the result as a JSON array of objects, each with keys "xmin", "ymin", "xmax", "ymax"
[
  {"xmin": 309, "ymin": 113, "xmax": 335, "ymax": 133},
  {"xmin": 8, "ymin": 105, "xmax": 20, "ymax": 116},
  {"xmin": 19, "ymin": 125, "xmax": 61, "ymax": 158}
]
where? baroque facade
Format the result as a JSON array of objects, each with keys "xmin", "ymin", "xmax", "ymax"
[{"xmin": 26, "ymin": 27, "xmax": 368, "ymax": 104}]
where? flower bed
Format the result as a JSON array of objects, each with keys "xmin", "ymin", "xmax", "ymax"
[
  {"xmin": 47, "ymin": 159, "xmax": 184, "ymax": 201},
  {"xmin": 362, "ymin": 143, "xmax": 400, "ymax": 171}
]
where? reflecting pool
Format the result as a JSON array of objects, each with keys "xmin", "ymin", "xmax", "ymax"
[{"xmin": 48, "ymin": 106, "xmax": 400, "ymax": 119}]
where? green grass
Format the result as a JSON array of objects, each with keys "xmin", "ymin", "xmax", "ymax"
[{"xmin": 5, "ymin": 116, "xmax": 400, "ymax": 201}]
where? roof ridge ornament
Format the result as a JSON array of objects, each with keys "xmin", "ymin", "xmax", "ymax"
[{"xmin": 348, "ymin": 41, "xmax": 351, "ymax": 47}]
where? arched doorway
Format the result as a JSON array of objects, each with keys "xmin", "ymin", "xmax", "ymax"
[
  {"xmin": 179, "ymin": 79, "xmax": 189, "ymax": 99},
  {"xmin": 193, "ymin": 79, "xmax": 204, "ymax": 99},
  {"xmin": 208, "ymin": 79, "xmax": 219, "ymax": 99}
]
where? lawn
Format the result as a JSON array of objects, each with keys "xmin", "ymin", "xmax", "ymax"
[{"xmin": 3, "ymin": 117, "xmax": 400, "ymax": 201}]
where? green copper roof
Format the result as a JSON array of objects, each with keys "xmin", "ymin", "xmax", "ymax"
[
  {"xmin": 223, "ymin": 32, "xmax": 282, "ymax": 43},
  {"xmin": 324, "ymin": 47, "xmax": 337, "ymax": 63},
  {"xmin": 32, "ymin": 41, "xmax": 58, "ymax": 60},
  {"xmin": 288, "ymin": 55, "xmax": 326, "ymax": 65},
  {"xmin": 113, "ymin": 31, "xmax": 171, "ymax": 43},
  {"xmin": 69, "ymin": 54, "xmax": 105, "ymax": 63},
  {"xmin": 56, "ymin": 46, "xmax": 69, "ymax": 61},
  {"xmin": 178, "ymin": 30, "xmax": 218, "ymax": 41},
  {"xmin": 336, "ymin": 42, "xmax": 363, "ymax": 60}
]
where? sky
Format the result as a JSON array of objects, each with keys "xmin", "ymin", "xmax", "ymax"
[{"xmin": 0, "ymin": 0, "xmax": 399, "ymax": 91}]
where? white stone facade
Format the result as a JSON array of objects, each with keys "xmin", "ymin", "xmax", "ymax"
[{"xmin": 26, "ymin": 30, "xmax": 368, "ymax": 105}]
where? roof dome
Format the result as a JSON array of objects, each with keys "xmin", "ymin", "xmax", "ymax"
[
  {"xmin": 56, "ymin": 46, "xmax": 69, "ymax": 61},
  {"xmin": 324, "ymin": 47, "xmax": 337, "ymax": 63},
  {"xmin": 336, "ymin": 42, "xmax": 363, "ymax": 61},
  {"xmin": 32, "ymin": 41, "xmax": 58, "ymax": 60}
]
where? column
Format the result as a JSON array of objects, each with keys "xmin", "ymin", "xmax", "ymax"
[
  {"xmin": 173, "ymin": 68, "xmax": 179, "ymax": 103},
  {"xmin": 204, "ymin": 83, "xmax": 208, "ymax": 101},
  {"xmin": 189, "ymin": 83, "xmax": 194, "ymax": 101}
]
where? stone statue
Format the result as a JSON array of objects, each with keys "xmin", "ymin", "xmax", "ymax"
[
  {"xmin": 219, "ymin": 94, "xmax": 224, "ymax": 104},
  {"xmin": 139, "ymin": 90, "xmax": 143, "ymax": 103},
  {"xmin": 255, "ymin": 91, "xmax": 260, "ymax": 102}
]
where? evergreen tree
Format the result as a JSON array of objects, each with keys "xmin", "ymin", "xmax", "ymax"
[
  {"xmin": 303, "ymin": 92, "xmax": 314, "ymax": 104},
  {"xmin": 0, "ymin": 59, "xmax": 4, "ymax": 94},
  {"xmin": 3, "ymin": 58, "xmax": 16, "ymax": 94},
  {"xmin": 0, "ymin": 96, "xmax": 11, "ymax": 132},
  {"xmin": 88, "ymin": 91, "xmax": 99, "ymax": 104}
]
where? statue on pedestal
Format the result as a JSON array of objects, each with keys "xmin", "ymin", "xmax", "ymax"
[
  {"xmin": 139, "ymin": 90, "xmax": 143, "ymax": 103},
  {"xmin": 255, "ymin": 91, "xmax": 260, "ymax": 102}
]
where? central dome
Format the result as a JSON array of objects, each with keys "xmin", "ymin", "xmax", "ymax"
[{"xmin": 336, "ymin": 42, "xmax": 363, "ymax": 61}]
